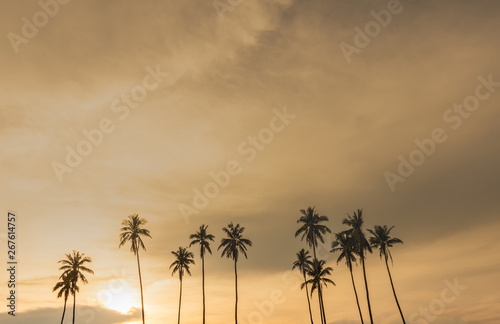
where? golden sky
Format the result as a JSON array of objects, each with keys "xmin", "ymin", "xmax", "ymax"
[{"xmin": 1, "ymin": 0, "xmax": 500, "ymax": 323}]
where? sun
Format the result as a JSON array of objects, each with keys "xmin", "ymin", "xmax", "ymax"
[{"xmin": 102, "ymin": 289, "xmax": 138, "ymax": 314}]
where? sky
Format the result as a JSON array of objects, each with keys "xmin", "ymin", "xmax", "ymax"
[{"xmin": 1, "ymin": 0, "xmax": 500, "ymax": 323}]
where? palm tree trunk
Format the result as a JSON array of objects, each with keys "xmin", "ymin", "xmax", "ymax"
[
  {"xmin": 361, "ymin": 256, "xmax": 373, "ymax": 324},
  {"xmin": 303, "ymin": 272, "xmax": 314, "ymax": 324},
  {"xmin": 318, "ymin": 285, "xmax": 326, "ymax": 324},
  {"xmin": 202, "ymin": 254, "xmax": 206, "ymax": 324},
  {"xmin": 234, "ymin": 259, "xmax": 238, "ymax": 324},
  {"xmin": 349, "ymin": 264, "xmax": 364, "ymax": 324},
  {"xmin": 316, "ymin": 286, "xmax": 324, "ymax": 324},
  {"xmin": 178, "ymin": 277, "xmax": 183, "ymax": 324},
  {"xmin": 61, "ymin": 295, "xmax": 68, "ymax": 324},
  {"xmin": 385, "ymin": 257, "xmax": 405, "ymax": 324},
  {"xmin": 72, "ymin": 291, "xmax": 76, "ymax": 324},
  {"xmin": 320, "ymin": 285, "xmax": 327, "ymax": 324},
  {"xmin": 136, "ymin": 250, "xmax": 146, "ymax": 324}
]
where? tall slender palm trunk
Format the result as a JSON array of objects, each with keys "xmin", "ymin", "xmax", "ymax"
[
  {"xmin": 61, "ymin": 296, "xmax": 68, "ymax": 324},
  {"xmin": 303, "ymin": 272, "xmax": 314, "ymax": 324},
  {"xmin": 202, "ymin": 254, "xmax": 206, "ymax": 324},
  {"xmin": 178, "ymin": 278, "xmax": 183, "ymax": 324},
  {"xmin": 234, "ymin": 260, "xmax": 238, "ymax": 324},
  {"xmin": 312, "ymin": 244, "xmax": 325, "ymax": 324},
  {"xmin": 361, "ymin": 256, "xmax": 373, "ymax": 324},
  {"xmin": 349, "ymin": 264, "xmax": 364, "ymax": 324},
  {"xmin": 385, "ymin": 257, "xmax": 405, "ymax": 324},
  {"xmin": 316, "ymin": 286, "xmax": 324, "ymax": 324},
  {"xmin": 136, "ymin": 251, "xmax": 146, "ymax": 324},
  {"xmin": 72, "ymin": 292, "xmax": 76, "ymax": 324},
  {"xmin": 319, "ymin": 285, "xmax": 327, "ymax": 324}
]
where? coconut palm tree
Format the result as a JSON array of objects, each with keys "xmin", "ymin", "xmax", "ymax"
[
  {"xmin": 58, "ymin": 250, "xmax": 94, "ymax": 324},
  {"xmin": 304, "ymin": 259, "xmax": 334, "ymax": 324},
  {"xmin": 218, "ymin": 222, "xmax": 252, "ymax": 324},
  {"xmin": 52, "ymin": 272, "xmax": 74, "ymax": 324},
  {"xmin": 368, "ymin": 225, "xmax": 405, "ymax": 323},
  {"xmin": 331, "ymin": 232, "xmax": 364, "ymax": 324},
  {"xmin": 189, "ymin": 224, "xmax": 215, "ymax": 324},
  {"xmin": 343, "ymin": 209, "xmax": 373, "ymax": 324},
  {"xmin": 295, "ymin": 206, "xmax": 331, "ymax": 260},
  {"xmin": 119, "ymin": 214, "xmax": 152, "ymax": 324},
  {"xmin": 292, "ymin": 249, "xmax": 315, "ymax": 324},
  {"xmin": 170, "ymin": 247, "xmax": 195, "ymax": 324}
]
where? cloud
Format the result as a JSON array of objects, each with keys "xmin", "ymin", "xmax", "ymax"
[{"xmin": 0, "ymin": 306, "xmax": 140, "ymax": 324}]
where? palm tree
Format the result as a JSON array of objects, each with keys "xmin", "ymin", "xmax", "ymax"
[
  {"xmin": 52, "ymin": 272, "xmax": 74, "ymax": 324},
  {"xmin": 343, "ymin": 209, "xmax": 373, "ymax": 324},
  {"xmin": 189, "ymin": 224, "xmax": 215, "ymax": 324},
  {"xmin": 368, "ymin": 225, "xmax": 405, "ymax": 324},
  {"xmin": 170, "ymin": 247, "xmax": 195, "ymax": 324},
  {"xmin": 295, "ymin": 206, "xmax": 331, "ymax": 260},
  {"xmin": 331, "ymin": 232, "xmax": 364, "ymax": 324},
  {"xmin": 58, "ymin": 250, "xmax": 94, "ymax": 324},
  {"xmin": 304, "ymin": 259, "xmax": 335, "ymax": 324},
  {"xmin": 218, "ymin": 222, "xmax": 253, "ymax": 324},
  {"xmin": 119, "ymin": 214, "xmax": 152, "ymax": 324},
  {"xmin": 292, "ymin": 249, "xmax": 315, "ymax": 324}
]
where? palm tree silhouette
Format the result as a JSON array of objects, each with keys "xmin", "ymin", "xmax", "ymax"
[
  {"xmin": 170, "ymin": 247, "xmax": 195, "ymax": 324},
  {"xmin": 368, "ymin": 225, "xmax": 405, "ymax": 323},
  {"xmin": 331, "ymin": 232, "xmax": 364, "ymax": 324},
  {"xmin": 119, "ymin": 214, "xmax": 152, "ymax": 324},
  {"xmin": 292, "ymin": 249, "xmax": 315, "ymax": 324},
  {"xmin": 189, "ymin": 224, "xmax": 215, "ymax": 324},
  {"xmin": 304, "ymin": 259, "xmax": 334, "ymax": 324},
  {"xmin": 343, "ymin": 209, "xmax": 373, "ymax": 324},
  {"xmin": 52, "ymin": 272, "xmax": 74, "ymax": 324},
  {"xmin": 295, "ymin": 206, "xmax": 331, "ymax": 260},
  {"xmin": 218, "ymin": 222, "xmax": 252, "ymax": 324},
  {"xmin": 58, "ymin": 250, "xmax": 94, "ymax": 324}
]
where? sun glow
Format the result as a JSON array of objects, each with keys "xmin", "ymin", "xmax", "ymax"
[{"xmin": 102, "ymin": 289, "xmax": 138, "ymax": 314}]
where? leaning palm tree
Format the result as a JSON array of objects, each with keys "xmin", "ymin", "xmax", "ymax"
[
  {"xmin": 304, "ymin": 259, "xmax": 335, "ymax": 324},
  {"xmin": 343, "ymin": 209, "xmax": 373, "ymax": 324},
  {"xmin": 295, "ymin": 206, "xmax": 331, "ymax": 260},
  {"xmin": 368, "ymin": 225, "xmax": 405, "ymax": 323},
  {"xmin": 189, "ymin": 225, "xmax": 215, "ymax": 324},
  {"xmin": 119, "ymin": 214, "xmax": 152, "ymax": 324},
  {"xmin": 218, "ymin": 222, "xmax": 252, "ymax": 324},
  {"xmin": 52, "ymin": 272, "xmax": 74, "ymax": 324},
  {"xmin": 331, "ymin": 232, "xmax": 364, "ymax": 324},
  {"xmin": 170, "ymin": 247, "xmax": 195, "ymax": 324},
  {"xmin": 58, "ymin": 250, "xmax": 94, "ymax": 324},
  {"xmin": 292, "ymin": 249, "xmax": 315, "ymax": 324}
]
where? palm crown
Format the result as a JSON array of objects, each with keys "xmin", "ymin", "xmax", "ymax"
[
  {"xmin": 190, "ymin": 224, "xmax": 215, "ymax": 258},
  {"xmin": 119, "ymin": 214, "xmax": 152, "ymax": 254},
  {"xmin": 218, "ymin": 222, "xmax": 252, "ymax": 261},
  {"xmin": 367, "ymin": 225, "xmax": 403, "ymax": 263},
  {"xmin": 170, "ymin": 247, "xmax": 195, "ymax": 279},
  {"xmin": 295, "ymin": 206, "xmax": 331, "ymax": 252}
]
